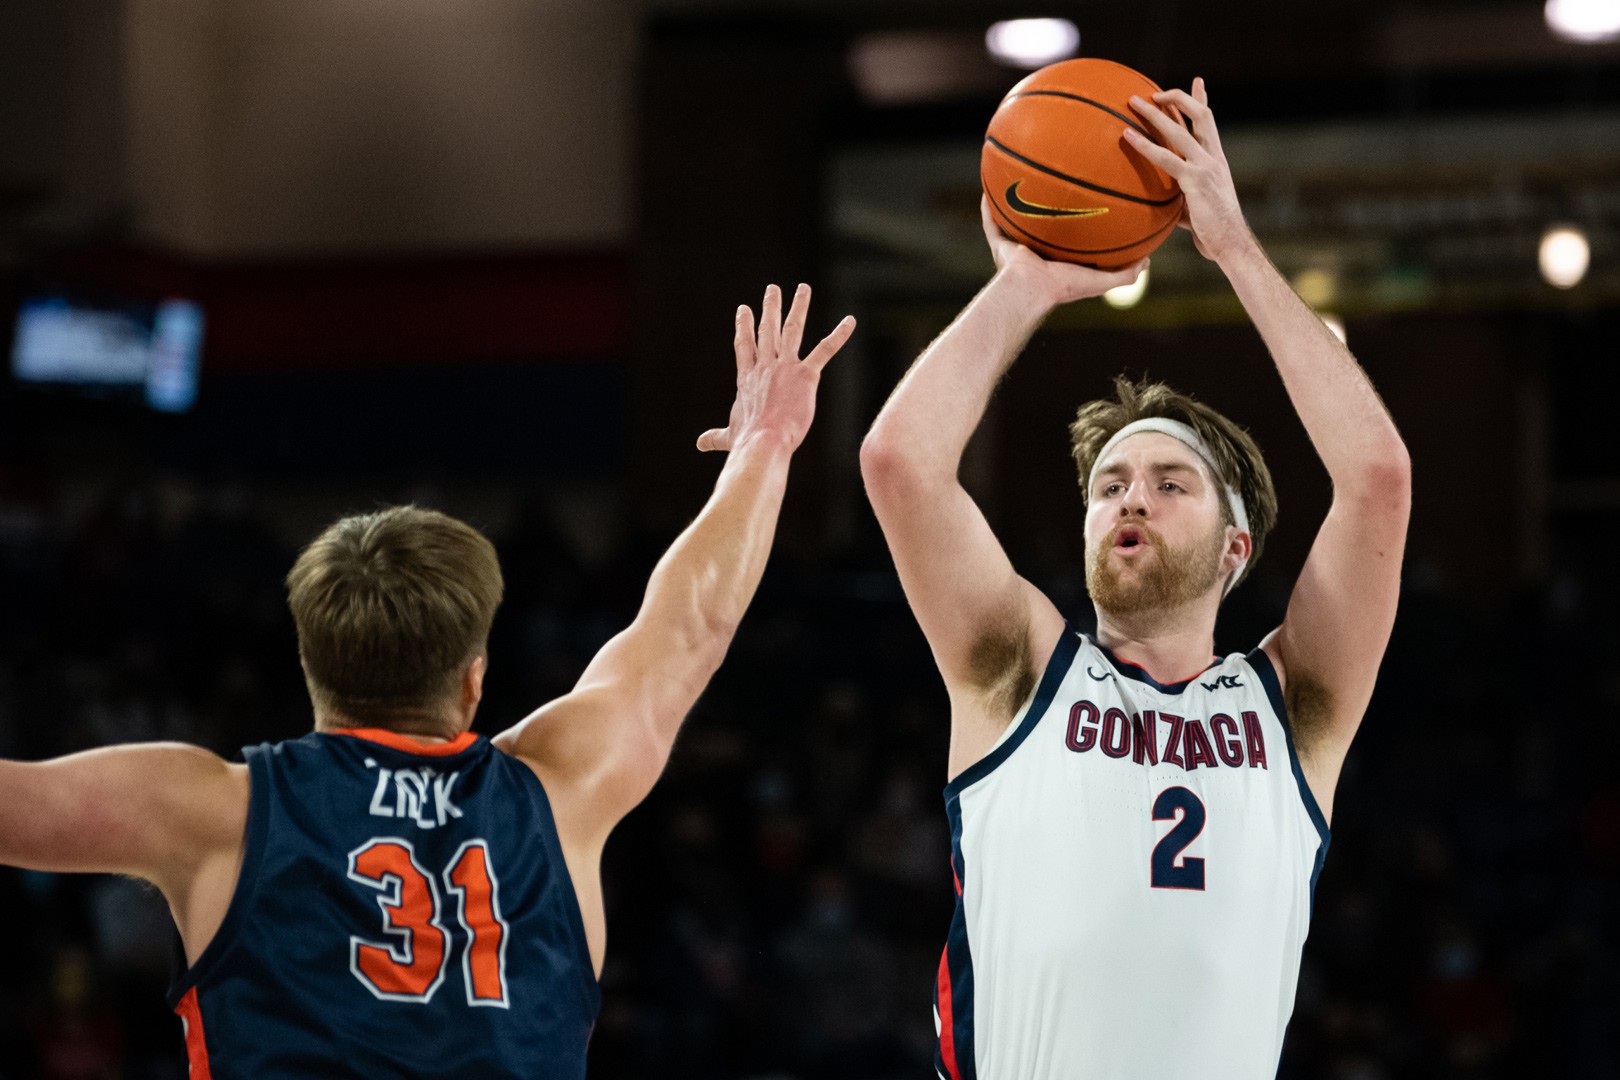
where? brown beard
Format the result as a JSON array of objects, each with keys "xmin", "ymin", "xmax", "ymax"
[{"xmin": 1086, "ymin": 520, "xmax": 1226, "ymax": 619}]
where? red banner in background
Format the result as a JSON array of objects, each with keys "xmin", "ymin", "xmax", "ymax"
[{"xmin": 44, "ymin": 247, "xmax": 631, "ymax": 373}]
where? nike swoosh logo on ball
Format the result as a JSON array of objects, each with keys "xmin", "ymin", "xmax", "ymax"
[{"xmin": 1004, "ymin": 181, "xmax": 1109, "ymax": 218}]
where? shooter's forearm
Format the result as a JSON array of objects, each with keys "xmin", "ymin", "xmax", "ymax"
[
  {"xmin": 863, "ymin": 265, "xmax": 1055, "ymax": 479},
  {"xmin": 1216, "ymin": 235, "xmax": 1410, "ymax": 495}
]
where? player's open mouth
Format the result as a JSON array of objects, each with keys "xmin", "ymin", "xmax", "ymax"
[{"xmin": 1114, "ymin": 528, "xmax": 1146, "ymax": 552}]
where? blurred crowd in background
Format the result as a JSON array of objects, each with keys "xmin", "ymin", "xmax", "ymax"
[{"xmin": 0, "ymin": 459, "xmax": 1614, "ymax": 1080}]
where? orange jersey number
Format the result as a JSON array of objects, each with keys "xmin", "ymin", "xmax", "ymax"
[
  {"xmin": 445, "ymin": 841, "xmax": 510, "ymax": 1006},
  {"xmin": 347, "ymin": 838, "xmax": 509, "ymax": 1006}
]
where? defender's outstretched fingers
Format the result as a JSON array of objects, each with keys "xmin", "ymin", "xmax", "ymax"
[
  {"xmin": 734, "ymin": 305, "xmax": 757, "ymax": 372},
  {"xmin": 804, "ymin": 316, "xmax": 856, "ymax": 373},
  {"xmin": 757, "ymin": 284, "xmax": 783, "ymax": 361},
  {"xmin": 781, "ymin": 283, "xmax": 810, "ymax": 361}
]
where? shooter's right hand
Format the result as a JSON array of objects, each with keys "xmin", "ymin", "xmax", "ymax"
[{"xmin": 980, "ymin": 195, "xmax": 1148, "ymax": 308}]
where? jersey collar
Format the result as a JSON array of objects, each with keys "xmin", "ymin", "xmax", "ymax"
[
  {"xmin": 329, "ymin": 728, "xmax": 480, "ymax": 756},
  {"xmin": 1090, "ymin": 635, "xmax": 1219, "ymax": 695}
]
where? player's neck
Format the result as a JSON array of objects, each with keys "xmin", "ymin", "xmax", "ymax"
[
  {"xmin": 313, "ymin": 707, "xmax": 468, "ymax": 744},
  {"xmin": 1093, "ymin": 605, "xmax": 1219, "ymax": 685}
]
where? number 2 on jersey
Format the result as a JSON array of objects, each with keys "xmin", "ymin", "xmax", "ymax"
[
  {"xmin": 347, "ymin": 838, "xmax": 511, "ymax": 1007},
  {"xmin": 1150, "ymin": 786, "xmax": 1206, "ymax": 890}
]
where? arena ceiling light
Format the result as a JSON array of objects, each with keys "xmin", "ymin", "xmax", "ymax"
[
  {"xmin": 1545, "ymin": 0, "xmax": 1620, "ymax": 42},
  {"xmin": 985, "ymin": 19, "xmax": 1080, "ymax": 68},
  {"xmin": 1539, "ymin": 224, "xmax": 1591, "ymax": 288}
]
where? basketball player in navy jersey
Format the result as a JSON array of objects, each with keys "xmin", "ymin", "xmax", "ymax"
[
  {"xmin": 0, "ymin": 284, "xmax": 854, "ymax": 1078},
  {"xmin": 861, "ymin": 80, "xmax": 1411, "ymax": 1078}
]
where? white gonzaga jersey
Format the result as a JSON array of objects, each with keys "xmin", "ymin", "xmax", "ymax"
[{"xmin": 934, "ymin": 629, "xmax": 1331, "ymax": 1080}]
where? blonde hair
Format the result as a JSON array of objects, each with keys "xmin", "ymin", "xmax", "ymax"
[
  {"xmin": 286, "ymin": 506, "xmax": 504, "ymax": 724},
  {"xmin": 1069, "ymin": 377, "xmax": 1278, "ymax": 570}
]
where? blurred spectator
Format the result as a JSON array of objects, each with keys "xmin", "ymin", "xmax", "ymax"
[{"xmin": 26, "ymin": 950, "xmax": 124, "ymax": 1080}]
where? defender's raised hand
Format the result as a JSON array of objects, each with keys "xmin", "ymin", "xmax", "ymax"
[
  {"xmin": 697, "ymin": 283, "xmax": 856, "ymax": 454},
  {"xmin": 1122, "ymin": 77, "xmax": 1250, "ymax": 263}
]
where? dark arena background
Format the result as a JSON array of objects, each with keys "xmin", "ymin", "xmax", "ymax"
[{"xmin": 2, "ymin": 2, "xmax": 1618, "ymax": 1077}]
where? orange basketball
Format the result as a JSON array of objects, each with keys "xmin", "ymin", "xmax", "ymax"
[{"xmin": 981, "ymin": 58, "xmax": 1183, "ymax": 269}]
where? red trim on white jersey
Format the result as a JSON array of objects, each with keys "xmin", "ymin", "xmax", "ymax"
[{"xmin": 936, "ymin": 949, "xmax": 962, "ymax": 1080}]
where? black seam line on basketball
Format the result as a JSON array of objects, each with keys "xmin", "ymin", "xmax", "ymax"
[
  {"xmin": 985, "ymin": 184, "xmax": 1179, "ymax": 256},
  {"xmin": 984, "ymin": 136, "xmax": 1180, "ymax": 208},
  {"xmin": 1009, "ymin": 90, "xmax": 1152, "ymax": 137}
]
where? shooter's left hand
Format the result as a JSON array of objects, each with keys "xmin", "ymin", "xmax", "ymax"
[{"xmin": 1122, "ymin": 78, "xmax": 1251, "ymax": 263}]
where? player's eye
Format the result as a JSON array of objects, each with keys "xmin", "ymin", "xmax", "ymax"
[
  {"xmin": 1102, "ymin": 482, "xmax": 1124, "ymax": 496},
  {"xmin": 1161, "ymin": 481, "xmax": 1182, "ymax": 492}
]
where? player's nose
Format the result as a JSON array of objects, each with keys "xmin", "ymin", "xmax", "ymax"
[{"xmin": 1118, "ymin": 478, "xmax": 1151, "ymax": 515}]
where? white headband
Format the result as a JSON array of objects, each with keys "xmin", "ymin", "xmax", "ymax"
[{"xmin": 1087, "ymin": 417, "xmax": 1251, "ymax": 592}]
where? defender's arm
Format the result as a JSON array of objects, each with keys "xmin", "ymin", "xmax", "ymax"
[
  {"xmin": 494, "ymin": 285, "xmax": 854, "ymax": 845},
  {"xmin": 861, "ymin": 201, "xmax": 1142, "ymax": 774},
  {"xmin": 1128, "ymin": 82, "xmax": 1411, "ymax": 817},
  {"xmin": 0, "ymin": 744, "xmax": 249, "ymax": 901}
]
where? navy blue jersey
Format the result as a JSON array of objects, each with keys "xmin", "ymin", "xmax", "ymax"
[{"xmin": 168, "ymin": 728, "xmax": 600, "ymax": 1079}]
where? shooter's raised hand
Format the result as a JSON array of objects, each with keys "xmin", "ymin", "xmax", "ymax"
[
  {"xmin": 1123, "ymin": 77, "xmax": 1250, "ymax": 262},
  {"xmin": 980, "ymin": 196, "xmax": 1149, "ymax": 308},
  {"xmin": 697, "ymin": 283, "xmax": 856, "ymax": 454}
]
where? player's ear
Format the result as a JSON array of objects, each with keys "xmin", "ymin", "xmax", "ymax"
[
  {"xmin": 1224, "ymin": 527, "xmax": 1253, "ymax": 571},
  {"xmin": 463, "ymin": 655, "xmax": 487, "ymax": 710}
]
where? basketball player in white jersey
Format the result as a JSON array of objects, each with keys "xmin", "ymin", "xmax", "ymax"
[{"xmin": 861, "ymin": 80, "xmax": 1411, "ymax": 1079}]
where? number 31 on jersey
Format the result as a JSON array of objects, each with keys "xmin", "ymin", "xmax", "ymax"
[{"xmin": 347, "ymin": 838, "xmax": 512, "ymax": 1007}]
